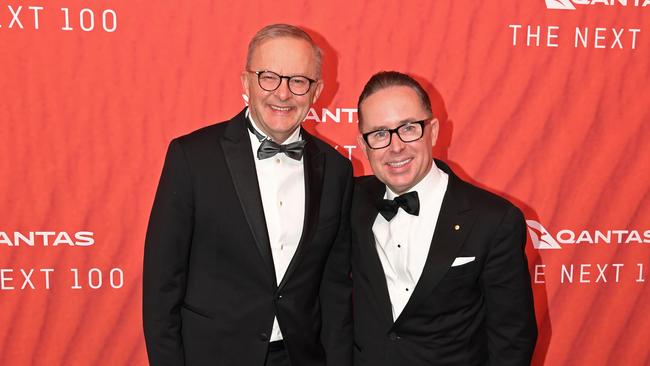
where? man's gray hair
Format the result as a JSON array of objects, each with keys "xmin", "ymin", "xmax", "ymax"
[{"xmin": 246, "ymin": 24, "xmax": 323, "ymax": 78}]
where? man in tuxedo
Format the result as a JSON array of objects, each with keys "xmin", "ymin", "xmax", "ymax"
[
  {"xmin": 143, "ymin": 24, "xmax": 353, "ymax": 366},
  {"xmin": 351, "ymin": 71, "xmax": 537, "ymax": 365}
]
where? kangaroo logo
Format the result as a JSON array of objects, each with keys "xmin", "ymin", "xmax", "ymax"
[
  {"xmin": 527, "ymin": 220, "xmax": 562, "ymax": 249},
  {"xmin": 546, "ymin": 0, "xmax": 576, "ymax": 10}
]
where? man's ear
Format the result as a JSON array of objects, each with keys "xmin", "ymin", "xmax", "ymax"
[
  {"xmin": 357, "ymin": 134, "xmax": 369, "ymax": 160},
  {"xmin": 311, "ymin": 80, "xmax": 324, "ymax": 104},
  {"xmin": 241, "ymin": 71, "xmax": 250, "ymax": 99},
  {"xmin": 430, "ymin": 118, "xmax": 439, "ymax": 147}
]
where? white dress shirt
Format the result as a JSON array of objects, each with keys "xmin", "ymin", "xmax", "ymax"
[
  {"xmin": 247, "ymin": 111, "xmax": 305, "ymax": 341},
  {"xmin": 372, "ymin": 165, "xmax": 448, "ymax": 320}
]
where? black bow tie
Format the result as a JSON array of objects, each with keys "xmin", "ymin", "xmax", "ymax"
[
  {"xmin": 247, "ymin": 118, "xmax": 306, "ymax": 160},
  {"xmin": 378, "ymin": 191, "xmax": 420, "ymax": 221},
  {"xmin": 257, "ymin": 139, "xmax": 306, "ymax": 160}
]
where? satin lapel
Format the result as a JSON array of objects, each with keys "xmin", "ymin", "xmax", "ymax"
[
  {"xmin": 221, "ymin": 111, "xmax": 276, "ymax": 283},
  {"xmin": 394, "ymin": 163, "xmax": 477, "ymax": 327},
  {"xmin": 277, "ymin": 130, "xmax": 324, "ymax": 290},
  {"xmin": 356, "ymin": 177, "xmax": 394, "ymax": 325}
]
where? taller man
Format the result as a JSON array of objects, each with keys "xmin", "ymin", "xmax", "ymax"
[
  {"xmin": 143, "ymin": 24, "xmax": 353, "ymax": 366},
  {"xmin": 351, "ymin": 71, "xmax": 537, "ymax": 365}
]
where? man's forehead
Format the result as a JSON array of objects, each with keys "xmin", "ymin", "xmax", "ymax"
[
  {"xmin": 361, "ymin": 88, "xmax": 428, "ymax": 129},
  {"xmin": 249, "ymin": 37, "xmax": 317, "ymax": 73},
  {"xmin": 253, "ymin": 37, "xmax": 313, "ymax": 59}
]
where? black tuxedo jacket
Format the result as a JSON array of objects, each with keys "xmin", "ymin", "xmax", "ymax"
[
  {"xmin": 143, "ymin": 109, "xmax": 353, "ymax": 366},
  {"xmin": 351, "ymin": 160, "xmax": 537, "ymax": 366}
]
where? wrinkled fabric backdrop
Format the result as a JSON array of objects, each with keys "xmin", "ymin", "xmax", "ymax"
[{"xmin": 1, "ymin": 1, "xmax": 649, "ymax": 365}]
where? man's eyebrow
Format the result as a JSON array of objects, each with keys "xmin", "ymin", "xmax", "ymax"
[
  {"xmin": 371, "ymin": 118, "xmax": 421, "ymax": 130},
  {"xmin": 398, "ymin": 118, "xmax": 421, "ymax": 124}
]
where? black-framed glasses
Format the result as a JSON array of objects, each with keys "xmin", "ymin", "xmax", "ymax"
[
  {"xmin": 362, "ymin": 119, "xmax": 430, "ymax": 149},
  {"xmin": 247, "ymin": 70, "xmax": 317, "ymax": 96}
]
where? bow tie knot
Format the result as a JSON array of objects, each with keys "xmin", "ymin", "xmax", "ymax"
[
  {"xmin": 247, "ymin": 118, "xmax": 306, "ymax": 160},
  {"xmin": 378, "ymin": 191, "xmax": 420, "ymax": 221},
  {"xmin": 257, "ymin": 139, "xmax": 306, "ymax": 160}
]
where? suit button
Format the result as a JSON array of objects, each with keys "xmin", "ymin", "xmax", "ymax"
[
  {"xmin": 259, "ymin": 333, "xmax": 268, "ymax": 341},
  {"xmin": 276, "ymin": 294, "xmax": 283, "ymax": 300},
  {"xmin": 388, "ymin": 332, "xmax": 401, "ymax": 341}
]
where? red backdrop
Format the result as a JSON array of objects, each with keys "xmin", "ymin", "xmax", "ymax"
[{"xmin": 1, "ymin": 1, "xmax": 648, "ymax": 365}]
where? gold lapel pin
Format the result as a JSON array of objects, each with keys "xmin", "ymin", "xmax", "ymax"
[{"xmin": 454, "ymin": 224, "xmax": 460, "ymax": 231}]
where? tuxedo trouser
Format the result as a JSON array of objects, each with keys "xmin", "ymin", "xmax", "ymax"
[{"xmin": 264, "ymin": 341, "xmax": 291, "ymax": 366}]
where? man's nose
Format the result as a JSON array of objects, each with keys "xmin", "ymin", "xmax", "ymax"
[
  {"xmin": 274, "ymin": 78, "xmax": 292, "ymax": 100},
  {"xmin": 388, "ymin": 132, "xmax": 405, "ymax": 152}
]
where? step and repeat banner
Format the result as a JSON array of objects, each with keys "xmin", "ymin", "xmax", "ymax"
[{"xmin": 1, "ymin": 1, "xmax": 648, "ymax": 365}]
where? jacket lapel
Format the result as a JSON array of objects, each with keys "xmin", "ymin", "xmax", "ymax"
[
  {"xmin": 277, "ymin": 129, "xmax": 324, "ymax": 290},
  {"xmin": 394, "ymin": 160, "xmax": 477, "ymax": 326},
  {"xmin": 221, "ymin": 109, "xmax": 276, "ymax": 284},
  {"xmin": 356, "ymin": 177, "xmax": 395, "ymax": 325}
]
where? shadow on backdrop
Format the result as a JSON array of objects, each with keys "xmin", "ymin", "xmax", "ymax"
[
  {"xmin": 419, "ymin": 74, "xmax": 552, "ymax": 365},
  {"xmin": 401, "ymin": 73, "xmax": 552, "ymax": 365},
  {"xmin": 300, "ymin": 27, "xmax": 365, "ymax": 173}
]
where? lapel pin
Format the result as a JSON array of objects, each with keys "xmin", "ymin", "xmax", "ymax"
[{"xmin": 454, "ymin": 224, "xmax": 460, "ymax": 231}]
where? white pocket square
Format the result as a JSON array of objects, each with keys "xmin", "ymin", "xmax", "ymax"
[{"xmin": 451, "ymin": 256, "xmax": 475, "ymax": 267}]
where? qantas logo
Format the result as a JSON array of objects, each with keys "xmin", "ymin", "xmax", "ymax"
[
  {"xmin": 546, "ymin": 0, "xmax": 650, "ymax": 9},
  {"xmin": 546, "ymin": 0, "xmax": 576, "ymax": 9},
  {"xmin": 527, "ymin": 220, "xmax": 562, "ymax": 249},
  {"xmin": 526, "ymin": 220, "xmax": 650, "ymax": 249}
]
